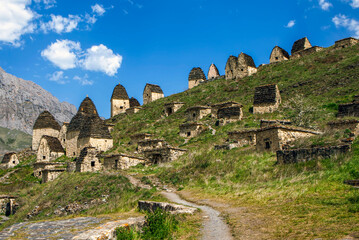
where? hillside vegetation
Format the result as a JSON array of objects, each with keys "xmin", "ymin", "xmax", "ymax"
[
  {"xmin": 108, "ymin": 44, "xmax": 359, "ymax": 239},
  {"xmin": 0, "ymin": 126, "xmax": 31, "ymax": 158}
]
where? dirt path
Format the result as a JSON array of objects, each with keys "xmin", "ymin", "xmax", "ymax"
[{"xmin": 161, "ymin": 191, "xmax": 233, "ymax": 240}]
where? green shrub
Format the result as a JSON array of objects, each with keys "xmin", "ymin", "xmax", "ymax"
[
  {"xmin": 141, "ymin": 209, "xmax": 178, "ymax": 240},
  {"xmin": 116, "ymin": 226, "xmax": 140, "ymax": 240}
]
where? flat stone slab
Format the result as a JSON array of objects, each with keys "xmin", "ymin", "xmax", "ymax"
[
  {"xmin": 138, "ymin": 200, "xmax": 198, "ymax": 214},
  {"xmin": 0, "ymin": 217, "xmax": 106, "ymax": 240}
]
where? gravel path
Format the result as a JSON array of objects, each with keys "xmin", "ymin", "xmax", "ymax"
[{"xmin": 161, "ymin": 191, "xmax": 233, "ymax": 240}]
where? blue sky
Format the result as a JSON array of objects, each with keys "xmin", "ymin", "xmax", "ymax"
[{"xmin": 0, "ymin": 0, "xmax": 358, "ymax": 118}]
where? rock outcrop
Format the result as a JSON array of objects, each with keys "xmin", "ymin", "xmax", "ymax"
[{"xmin": 0, "ymin": 67, "xmax": 76, "ymax": 134}]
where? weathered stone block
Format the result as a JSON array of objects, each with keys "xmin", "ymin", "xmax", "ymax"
[{"xmin": 253, "ymin": 84, "xmax": 281, "ymax": 114}]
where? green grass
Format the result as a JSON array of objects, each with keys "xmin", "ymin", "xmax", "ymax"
[{"xmin": 0, "ymin": 126, "xmax": 31, "ymax": 157}]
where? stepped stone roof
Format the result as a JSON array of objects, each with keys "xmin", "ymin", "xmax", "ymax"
[
  {"xmin": 188, "ymin": 67, "xmax": 206, "ymax": 81},
  {"xmin": 271, "ymin": 46, "xmax": 290, "ymax": 59},
  {"xmin": 291, "ymin": 37, "xmax": 312, "ymax": 54},
  {"xmin": 1, "ymin": 152, "xmax": 16, "ymax": 164},
  {"xmin": 33, "ymin": 111, "xmax": 61, "ymax": 130},
  {"xmin": 67, "ymin": 97, "xmax": 98, "ymax": 133},
  {"xmin": 78, "ymin": 115, "xmax": 112, "ymax": 140},
  {"xmin": 253, "ymin": 84, "xmax": 278, "ymax": 105},
  {"xmin": 41, "ymin": 135, "xmax": 65, "ymax": 153},
  {"xmin": 238, "ymin": 53, "xmax": 256, "ymax": 68},
  {"xmin": 130, "ymin": 97, "xmax": 140, "ymax": 107},
  {"xmin": 144, "ymin": 84, "xmax": 163, "ymax": 94},
  {"xmin": 111, "ymin": 84, "xmax": 129, "ymax": 100}
]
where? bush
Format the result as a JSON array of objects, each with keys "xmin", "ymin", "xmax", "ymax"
[
  {"xmin": 141, "ymin": 209, "xmax": 178, "ymax": 240},
  {"xmin": 116, "ymin": 225, "xmax": 140, "ymax": 240}
]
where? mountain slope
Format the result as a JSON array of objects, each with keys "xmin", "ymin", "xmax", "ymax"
[
  {"xmin": 0, "ymin": 67, "xmax": 77, "ymax": 134},
  {"xmin": 0, "ymin": 126, "xmax": 31, "ymax": 158}
]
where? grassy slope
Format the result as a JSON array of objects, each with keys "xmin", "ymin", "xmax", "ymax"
[
  {"xmin": 0, "ymin": 126, "xmax": 32, "ymax": 157},
  {"xmin": 108, "ymin": 44, "xmax": 359, "ymax": 238}
]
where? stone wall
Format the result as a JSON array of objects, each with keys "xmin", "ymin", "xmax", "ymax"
[
  {"xmin": 126, "ymin": 107, "xmax": 142, "ymax": 115},
  {"xmin": 291, "ymin": 46, "xmax": 323, "ymax": 59},
  {"xmin": 111, "ymin": 99, "xmax": 130, "ymax": 117},
  {"xmin": 334, "ymin": 38, "xmax": 359, "ymax": 49},
  {"xmin": 143, "ymin": 147, "xmax": 186, "ymax": 164},
  {"xmin": 130, "ymin": 133, "xmax": 152, "ymax": 145},
  {"xmin": 276, "ymin": 144, "xmax": 351, "ymax": 164},
  {"xmin": 207, "ymin": 64, "xmax": 220, "ymax": 80},
  {"xmin": 33, "ymin": 162, "xmax": 65, "ymax": 178},
  {"xmin": 138, "ymin": 201, "xmax": 197, "ymax": 214},
  {"xmin": 37, "ymin": 138, "xmax": 64, "ymax": 162},
  {"xmin": 217, "ymin": 106, "xmax": 243, "ymax": 125},
  {"xmin": 66, "ymin": 131, "xmax": 80, "ymax": 157},
  {"xmin": 253, "ymin": 84, "xmax": 281, "ymax": 114},
  {"xmin": 327, "ymin": 120, "xmax": 359, "ymax": 135},
  {"xmin": 1, "ymin": 153, "xmax": 19, "ymax": 169},
  {"xmin": 270, "ymin": 46, "xmax": 289, "ymax": 64},
  {"xmin": 211, "ymin": 101, "xmax": 239, "ymax": 118},
  {"xmin": 179, "ymin": 123, "xmax": 206, "ymax": 138},
  {"xmin": 58, "ymin": 124, "xmax": 68, "ymax": 149},
  {"xmin": 188, "ymin": 67, "xmax": 206, "ymax": 89},
  {"xmin": 76, "ymin": 147, "xmax": 102, "ymax": 172},
  {"xmin": 137, "ymin": 139, "xmax": 167, "ymax": 153},
  {"xmin": 260, "ymin": 119, "xmax": 291, "ymax": 128},
  {"xmin": 228, "ymin": 130, "xmax": 257, "ymax": 147},
  {"xmin": 103, "ymin": 154, "xmax": 146, "ymax": 170},
  {"xmin": 32, "ymin": 128, "xmax": 59, "ymax": 151},
  {"xmin": 143, "ymin": 88, "xmax": 164, "ymax": 105},
  {"xmin": 77, "ymin": 137, "xmax": 113, "ymax": 155},
  {"xmin": 42, "ymin": 169, "xmax": 65, "ymax": 183},
  {"xmin": 0, "ymin": 196, "xmax": 18, "ymax": 216},
  {"xmin": 186, "ymin": 107, "xmax": 211, "ymax": 121},
  {"xmin": 164, "ymin": 102, "xmax": 184, "ymax": 116}
]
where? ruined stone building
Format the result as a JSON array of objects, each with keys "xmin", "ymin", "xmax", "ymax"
[
  {"xmin": 103, "ymin": 154, "xmax": 147, "ymax": 170},
  {"xmin": 269, "ymin": 46, "xmax": 290, "ymax": 63},
  {"xmin": 137, "ymin": 139, "xmax": 168, "ymax": 153},
  {"xmin": 186, "ymin": 106, "xmax": 211, "ymax": 121},
  {"xmin": 33, "ymin": 162, "xmax": 65, "ymax": 178},
  {"xmin": 227, "ymin": 130, "xmax": 258, "ymax": 148},
  {"xmin": 334, "ymin": 37, "xmax": 359, "ymax": 49},
  {"xmin": 130, "ymin": 133, "xmax": 153, "ymax": 145},
  {"xmin": 66, "ymin": 97, "xmax": 113, "ymax": 157},
  {"xmin": 291, "ymin": 37, "xmax": 322, "ymax": 59},
  {"xmin": 337, "ymin": 96, "xmax": 359, "ymax": 117},
  {"xmin": 126, "ymin": 97, "xmax": 142, "ymax": 114},
  {"xmin": 225, "ymin": 53, "xmax": 257, "ymax": 80},
  {"xmin": 42, "ymin": 169, "xmax": 65, "ymax": 183},
  {"xmin": 255, "ymin": 125, "xmax": 319, "ymax": 152},
  {"xmin": 327, "ymin": 119, "xmax": 359, "ymax": 136},
  {"xmin": 143, "ymin": 147, "xmax": 186, "ymax": 164},
  {"xmin": 216, "ymin": 105, "xmax": 243, "ymax": 126},
  {"xmin": 0, "ymin": 195, "xmax": 18, "ymax": 216},
  {"xmin": 126, "ymin": 106, "xmax": 142, "ymax": 115},
  {"xmin": 32, "ymin": 111, "xmax": 61, "ymax": 151},
  {"xmin": 59, "ymin": 122, "xmax": 68, "ymax": 149},
  {"xmin": 207, "ymin": 64, "xmax": 220, "ymax": 80},
  {"xmin": 211, "ymin": 101, "xmax": 240, "ymax": 118},
  {"xmin": 253, "ymin": 84, "xmax": 281, "ymax": 114},
  {"xmin": 179, "ymin": 122, "xmax": 206, "ymax": 138},
  {"xmin": 164, "ymin": 102, "xmax": 184, "ymax": 116},
  {"xmin": 130, "ymin": 97, "xmax": 141, "ymax": 107},
  {"xmin": 111, "ymin": 84, "xmax": 130, "ymax": 117},
  {"xmin": 143, "ymin": 84, "xmax": 164, "ymax": 105},
  {"xmin": 1, "ymin": 153, "xmax": 19, "ymax": 169},
  {"xmin": 291, "ymin": 37, "xmax": 312, "ymax": 55},
  {"xmin": 188, "ymin": 67, "xmax": 206, "ymax": 89},
  {"xmin": 76, "ymin": 147, "xmax": 102, "ymax": 172},
  {"xmin": 37, "ymin": 135, "xmax": 65, "ymax": 162}
]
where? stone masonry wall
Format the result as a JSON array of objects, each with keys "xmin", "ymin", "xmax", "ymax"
[
  {"xmin": 276, "ymin": 144, "xmax": 351, "ymax": 164},
  {"xmin": 111, "ymin": 99, "xmax": 130, "ymax": 117},
  {"xmin": 32, "ymin": 128, "xmax": 59, "ymax": 151}
]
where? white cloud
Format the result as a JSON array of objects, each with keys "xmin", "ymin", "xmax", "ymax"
[
  {"xmin": 73, "ymin": 74, "xmax": 93, "ymax": 85},
  {"xmin": 49, "ymin": 71, "xmax": 67, "ymax": 84},
  {"xmin": 34, "ymin": 0, "xmax": 56, "ymax": 9},
  {"xmin": 0, "ymin": 0, "xmax": 36, "ymax": 45},
  {"xmin": 319, "ymin": 0, "xmax": 332, "ymax": 10},
  {"xmin": 81, "ymin": 44, "xmax": 122, "ymax": 76},
  {"xmin": 350, "ymin": 0, "xmax": 359, "ymax": 8},
  {"xmin": 92, "ymin": 4, "xmax": 105, "ymax": 16},
  {"xmin": 286, "ymin": 20, "xmax": 296, "ymax": 28},
  {"xmin": 41, "ymin": 14, "xmax": 81, "ymax": 34},
  {"xmin": 41, "ymin": 39, "xmax": 81, "ymax": 69},
  {"xmin": 332, "ymin": 14, "xmax": 359, "ymax": 38}
]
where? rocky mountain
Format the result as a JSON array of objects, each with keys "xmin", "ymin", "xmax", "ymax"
[{"xmin": 0, "ymin": 67, "xmax": 77, "ymax": 134}]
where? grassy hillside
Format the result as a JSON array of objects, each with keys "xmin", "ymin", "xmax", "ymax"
[
  {"xmin": 107, "ymin": 44, "xmax": 359, "ymax": 238},
  {"xmin": 0, "ymin": 126, "xmax": 32, "ymax": 158}
]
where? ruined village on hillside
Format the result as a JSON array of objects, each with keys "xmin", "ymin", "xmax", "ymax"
[{"xmin": 1, "ymin": 36, "xmax": 359, "ymax": 217}]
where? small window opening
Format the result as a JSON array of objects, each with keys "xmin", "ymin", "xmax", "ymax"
[
  {"xmin": 43, "ymin": 156, "xmax": 46, "ymax": 160},
  {"xmin": 13, "ymin": 161, "xmax": 15, "ymax": 164},
  {"xmin": 115, "ymin": 159, "xmax": 118, "ymax": 168},
  {"xmin": 193, "ymin": 113, "xmax": 196, "ymax": 118},
  {"xmin": 342, "ymin": 46, "xmax": 346, "ymax": 48},
  {"xmin": 187, "ymin": 132, "xmax": 191, "ymax": 137},
  {"xmin": 265, "ymin": 142, "xmax": 271, "ymax": 149},
  {"xmin": 73, "ymin": 152, "xmax": 76, "ymax": 156},
  {"xmin": 91, "ymin": 161, "xmax": 95, "ymax": 167},
  {"xmin": 241, "ymin": 69, "xmax": 244, "ymax": 71},
  {"xmin": 275, "ymin": 57, "xmax": 278, "ymax": 60},
  {"xmin": 120, "ymin": 106, "xmax": 123, "ymax": 109}
]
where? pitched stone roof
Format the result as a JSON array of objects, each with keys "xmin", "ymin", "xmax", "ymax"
[
  {"xmin": 291, "ymin": 37, "xmax": 312, "ymax": 54},
  {"xmin": 186, "ymin": 106, "xmax": 211, "ymax": 112},
  {"xmin": 188, "ymin": 67, "xmax": 206, "ymax": 81},
  {"xmin": 41, "ymin": 135, "xmax": 65, "ymax": 153},
  {"xmin": 78, "ymin": 115, "xmax": 112, "ymax": 140},
  {"xmin": 130, "ymin": 97, "xmax": 141, "ymax": 107},
  {"xmin": 271, "ymin": 46, "xmax": 290, "ymax": 59},
  {"xmin": 67, "ymin": 97, "xmax": 98, "ymax": 133},
  {"xmin": 217, "ymin": 106, "xmax": 242, "ymax": 118},
  {"xmin": 253, "ymin": 84, "xmax": 279, "ymax": 105},
  {"xmin": 111, "ymin": 84, "xmax": 129, "ymax": 100},
  {"xmin": 1, "ymin": 152, "xmax": 17, "ymax": 164},
  {"xmin": 259, "ymin": 124, "xmax": 320, "ymax": 135},
  {"xmin": 33, "ymin": 111, "xmax": 61, "ymax": 130},
  {"xmin": 238, "ymin": 53, "xmax": 256, "ymax": 68},
  {"xmin": 144, "ymin": 83, "xmax": 163, "ymax": 94},
  {"xmin": 208, "ymin": 64, "xmax": 220, "ymax": 79}
]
